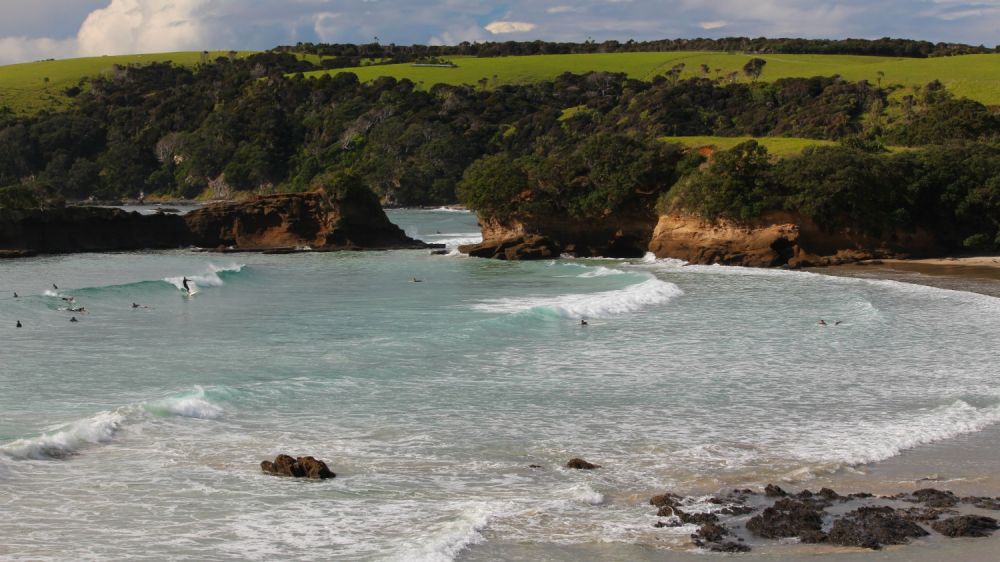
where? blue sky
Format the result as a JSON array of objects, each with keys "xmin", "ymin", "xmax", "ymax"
[{"xmin": 0, "ymin": 0, "xmax": 998, "ymax": 64}]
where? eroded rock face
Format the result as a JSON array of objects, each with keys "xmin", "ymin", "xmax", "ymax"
[
  {"xmin": 261, "ymin": 454, "xmax": 335, "ymax": 479},
  {"xmin": 1, "ymin": 187, "xmax": 424, "ymax": 256},
  {"xmin": 460, "ymin": 214, "xmax": 656, "ymax": 261},
  {"xmin": 185, "ymin": 189, "xmax": 426, "ymax": 251},
  {"xmin": 647, "ymin": 212, "xmax": 942, "ymax": 268}
]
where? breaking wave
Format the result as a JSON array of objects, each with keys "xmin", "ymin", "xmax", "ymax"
[{"xmin": 472, "ymin": 276, "xmax": 683, "ymax": 319}]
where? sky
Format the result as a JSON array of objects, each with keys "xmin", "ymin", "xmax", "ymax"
[{"xmin": 0, "ymin": 0, "xmax": 998, "ymax": 65}]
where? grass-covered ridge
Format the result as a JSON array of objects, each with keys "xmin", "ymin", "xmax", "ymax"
[
  {"xmin": 305, "ymin": 52, "xmax": 1000, "ymax": 106},
  {"xmin": 662, "ymin": 136, "xmax": 836, "ymax": 157},
  {"xmin": 0, "ymin": 51, "xmax": 254, "ymax": 114}
]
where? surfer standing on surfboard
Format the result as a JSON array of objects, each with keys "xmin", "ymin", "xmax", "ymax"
[{"xmin": 182, "ymin": 277, "xmax": 192, "ymax": 294}]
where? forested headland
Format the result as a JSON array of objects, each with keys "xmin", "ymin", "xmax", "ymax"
[{"xmin": 1, "ymin": 38, "xmax": 999, "ymax": 253}]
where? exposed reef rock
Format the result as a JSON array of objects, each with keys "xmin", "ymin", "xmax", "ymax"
[
  {"xmin": 260, "ymin": 454, "xmax": 335, "ymax": 479},
  {"xmin": 566, "ymin": 458, "xmax": 601, "ymax": 470},
  {"xmin": 649, "ymin": 485, "xmax": 1000, "ymax": 554},
  {"xmin": 460, "ymin": 214, "xmax": 656, "ymax": 261},
  {"xmin": 0, "ymin": 187, "xmax": 425, "ymax": 256},
  {"xmin": 648, "ymin": 212, "xmax": 942, "ymax": 268}
]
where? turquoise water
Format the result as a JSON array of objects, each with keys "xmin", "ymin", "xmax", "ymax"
[{"xmin": 2, "ymin": 209, "xmax": 999, "ymax": 560}]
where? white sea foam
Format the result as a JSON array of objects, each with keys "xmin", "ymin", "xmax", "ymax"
[
  {"xmin": 392, "ymin": 503, "xmax": 498, "ymax": 562},
  {"xmin": 0, "ymin": 411, "xmax": 125, "ymax": 460},
  {"xmin": 143, "ymin": 388, "xmax": 224, "ymax": 419},
  {"xmin": 577, "ymin": 266, "xmax": 627, "ymax": 278},
  {"xmin": 565, "ymin": 483, "xmax": 606, "ymax": 506},
  {"xmin": 0, "ymin": 388, "xmax": 225, "ymax": 460},
  {"xmin": 473, "ymin": 277, "xmax": 683, "ymax": 319},
  {"xmin": 164, "ymin": 263, "xmax": 245, "ymax": 292},
  {"xmin": 797, "ymin": 400, "xmax": 1000, "ymax": 466}
]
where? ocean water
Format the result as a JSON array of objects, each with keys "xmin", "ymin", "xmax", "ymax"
[{"xmin": 1, "ymin": 208, "xmax": 999, "ymax": 560}]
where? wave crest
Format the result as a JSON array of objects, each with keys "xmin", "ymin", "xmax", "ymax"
[{"xmin": 473, "ymin": 277, "xmax": 683, "ymax": 319}]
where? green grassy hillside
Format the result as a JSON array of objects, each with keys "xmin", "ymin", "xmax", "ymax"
[
  {"xmin": 0, "ymin": 51, "xmax": 252, "ymax": 114},
  {"xmin": 662, "ymin": 136, "xmax": 836, "ymax": 157},
  {"xmin": 305, "ymin": 52, "xmax": 1000, "ymax": 105}
]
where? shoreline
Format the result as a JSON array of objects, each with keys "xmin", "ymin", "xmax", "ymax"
[{"xmin": 816, "ymin": 256, "xmax": 1000, "ymax": 298}]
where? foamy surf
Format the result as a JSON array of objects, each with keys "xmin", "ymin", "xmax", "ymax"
[
  {"xmin": 0, "ymin": 388, "xmax": 225, "ymax": 460},
  {"xmin": 165, "ymin": 263, "xmax": 245, "ymax": 293},
  {"xmin": 391, "ymin": 503, "xmax": 501, "ymax": 562},
  {"xmin": 473, "ymin": 277, "xmax": 683, "ymax": 319}
]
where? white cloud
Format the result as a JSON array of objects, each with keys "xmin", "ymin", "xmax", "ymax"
[
  {"xmin": 699, "ymin": 20, "xmax": 728, "ymax": 30},
  {"xmin": 313, "ymin": 12, "xmax": 340, "ymax": 43},
  {"xmin": 76, "ymin": 0, "xmax": 212, "ymax": 56},
  {"xmin": 484, "ymin": 21, "xmax": 537, "ymax": 34},
  {"xmin": 0, "ymin": 36, "xmax": 78, "ymax": 65},
  {"xmin": 547, "ymin": 5, "xmax": 580, "ymax": 13}
]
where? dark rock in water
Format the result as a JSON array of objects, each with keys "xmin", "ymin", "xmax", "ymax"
[
  {"xmin": 932, "ymin": 515, "xmax": 999, "ymax": 537},
  {"xmin": 566, "ymin": 458, "xmax": 600, "ymax": 470},
  {"xmin": 261, "ymin": 454, "xmax": 335, "ymax": 479},
  {"xmin": 431, "ymin": 249, "xmax": 449, "ymax": 255},
  {"xmin": 650, "ymin": 492, "xmax": 683, "ymax": 508},
  {"xmin": 818, "ymin": 488, "xmax": 842, "ymax": 501},
  {"xmin": 707, "ymin": 541, "xmax": 751, "ymax": 553},
  {"xmin": 746, "ymin": 498, "xmax": 825, "ymax": 539},
  {"xmin": 898, "ymin": 506, "xmax": 956, "ymax": 522},
  {"xmin": 910, "ymin": 488, "xmax": 959, "ymax": 508},
  {"xmin": 654, "ymin": 519, "xmax": 683, "ymax": 528},
  {"xmin": 461, "ymin": 234, "xmax": 560, "ymax": 261},
  {"xmin": 678, "ymin": 510, "xmax": 719, "ymax": 526},
  {"xmin": 528, "ymin": 464, "xmax": 543, "ymax": 469},
  {"xmin": 961, "ymin": 496, "xmax": 1000, "ymax": 510},
  {"xmin": 799, "ymin": 529, "xmax": 829, "ymax": 543},
  {"xmin": 693, "ymin": 521, "xmax": 728, "ymax": 542},
  {"xmin": 764, "ymin": 484, "xmax": 787, "ymax": 497},
  {"xmin": 827, "ymin": 506, "xmax": 929, "ymax": 549}
]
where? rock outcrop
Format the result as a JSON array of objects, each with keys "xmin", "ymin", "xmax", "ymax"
[
  {"xmin": 260, "ymin": 454, "xmax": 336, "ymax": 479},
  {"xmin": 0, "ymin": 187, "xmax": 426, "ymax": 256},
  {"xmin": 648, "ymin": 212, "xmax": 942, "ymax": 268},
  {"xmin": 185, "ymin": 188, "xmax": 426, "ymax": 252},
  {"xmin": 460, "ymin": 214, "xmax": 657, "ymax": 261},
  {"xmin": 0, "ymin": 207, "xmax": 189, "ymax": 254},
  {"xmin": 566, "ymin": 458, "xmax": 601, "ymax": 470}
]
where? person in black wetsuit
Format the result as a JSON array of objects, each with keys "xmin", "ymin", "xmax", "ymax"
[
  {"xmin": 16, "ymin": 320, "xmax": 22, "ymax": 328},
  {"xmin": 182, "ymin": 277, "xmax": 191, "ymax": 294}
]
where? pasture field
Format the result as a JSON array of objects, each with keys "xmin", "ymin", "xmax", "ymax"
[
  {"xmin": 0, "ymin": 51, "xmax": 252, "ymax": 114},
  {"xmin": 304, "ymin": 52, "xmax": 1000, "ymax": 105},
  {"xmin": 661, "ymin": 136, "xmax": 837, "ymax": 157}
]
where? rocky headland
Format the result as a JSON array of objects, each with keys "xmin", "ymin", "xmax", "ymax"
[
  {"xmin": 460, "ymin": 210, "xmax": 943, "ymax": 268},
  {"xmin": 0, "ymin": 187, "xmax": 427, "ymax": 257}
]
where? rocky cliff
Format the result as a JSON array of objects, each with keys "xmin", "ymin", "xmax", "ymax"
[
  {"xmin": 648, "ymin": 212, "xmax": 943, "ymax": 267},
  {"xmin": 185, "ymin": 189, "xmax": 426, "ymax": 251},
  {"xmin": 0, "ymin": 188, "xmax": 426, "ymax": 256},
  {"xmin": 0, "ymin": 207, "xmax": 189, "ymax": 256},
  {"xmin": 459, "ymin": 214, "xmax": 658, "ymax": 260}
]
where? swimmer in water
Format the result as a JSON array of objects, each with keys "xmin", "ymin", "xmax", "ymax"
[
  {"xmin": 818, "ymin": 319, "xmax": 827, "ymax": 326},
  {"xmin": 132, "ymin": 303, "xmax": 140, "ymax": 309},
  {"xmin": 13, "ymin": 292, "xmax": 17, "ymax": 298},
  {"xmin": 182, "ymin": 277, "xmax": 191, "ymax": 294},
  {"xmin": 581, "ymin": 319, "xmax": 588, "ymax": 326},
  {"xmin": 70, "ymin": 317, "xmax": 78, "ymax": 323},
  {"xmin": 16, "ymin": 320, "xmax": 22, "ymax": 328}
]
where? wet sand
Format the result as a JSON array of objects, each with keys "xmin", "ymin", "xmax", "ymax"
[{"xmin": 822, "ymin": 256, "xmax": 1000, "ymax": 298}]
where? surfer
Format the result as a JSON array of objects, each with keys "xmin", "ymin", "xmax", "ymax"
[
  {"xmin": 818, "ymin": 319, "xmax": 827, "ymax": 326},
  {"xmin": 410, "ymin": 277, "xmax": 423, "ymax": 283},
  {"xmin": 835, "ymin": 321, "xmax": 843, "ymax": 326},
  {"xmin": 61, "ymin": 296, "xmax": 75, "ymax": 303},
  {"xmin": 182, "ymin": 277, "xmax": 191, "ymax": 294},
  {"xmin": 16, "ymin": 320, "xmax": 22, "ymax": 328},
  {"xmin": 52, "ymin": 283, "xmax": 58, "ymax": 290},
  {"xmin": 13, "ymin": 292, "xmax": 17, "ymax": 298},
  {"xmin": 70, "ymin": 317, "xmax": 78, "ymax": 323},
  {"xmin": 581, "ymin": 319, "xmax": 588, "ymax": 326}
]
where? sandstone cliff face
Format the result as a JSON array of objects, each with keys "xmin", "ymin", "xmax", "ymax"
[
  {"xmin": 648, "ymin": 212, "xmax": 942, "ymax": 268},
  {"xmin": 460, "ymin": 214, "xmax": 657, "ymax": 260},
  {"xmin": 0, "ymin": 188, "xmax": 425, "ymax": 256},
  {"xmin": 184, "ymin": 189, "xmax": 425, "ymax": 251}
]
